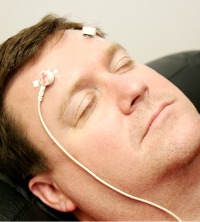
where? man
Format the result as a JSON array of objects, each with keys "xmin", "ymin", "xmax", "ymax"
[{"xmin": 0, "ymin": 14, "xmax": 200, "ymax": 221}]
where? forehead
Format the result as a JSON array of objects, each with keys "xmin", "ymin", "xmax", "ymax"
[
  {"xmin": 32, "ymin": 29, "xmax": 116, "ymax": 91},
  {"xmin": 5, "ymin": 30, "xmax": 111, "ymax": 103},
  {"xmin": 5, "ymin": 30, "xmax": 122, "ymax": 110},
  {"xmin": 25, "ymin": 30, "xmax": 113, "ymax": 93},
  {"xmin": 44, "ymin": 29, "xmax": 111, "ymax": 63},
  {"xmin": 5, "ymin": 29, "xmax": 121, "ymax": 116}
]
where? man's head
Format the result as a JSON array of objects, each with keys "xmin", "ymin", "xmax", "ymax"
[
  {"xmin": 0, "ymin": 15, "xmax": 104, "ymax": 185},
  {"xmin": 1, "ymin": 14, "xmax": 200, "ymax": 220}
]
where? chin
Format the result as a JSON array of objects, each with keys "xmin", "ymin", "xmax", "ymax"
[
  {"xmin": 162, "ymin": 113, "xmax": 200, "ymax": 176},
  {"xmin": 145, "ymin": 111, "xmax": 200, "ymax": 181}
]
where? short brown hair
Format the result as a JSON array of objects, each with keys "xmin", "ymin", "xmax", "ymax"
[{"xmin": 0, "ymin": 14, "xmax": 105, "ymax": 186}]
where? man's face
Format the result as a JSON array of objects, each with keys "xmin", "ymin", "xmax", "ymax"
[{"xmin": 5, "ymin": 30, "xmax": 200, "ymax": 220}]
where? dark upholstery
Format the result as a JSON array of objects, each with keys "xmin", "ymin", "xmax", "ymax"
[
  {"xmin": 0, "ymin": 173, "xmax": 77, "ymax": 221},
  {"xmin": 147, "ymin": 51, "xmax": 200, "ymax": 112},
  {"xmin": 0, "ymin": 51, "xmax": 199, "ymax": 220},
  {"xmin": 0, "ymin": 174, "xmax": 55, "ymax": 221}
]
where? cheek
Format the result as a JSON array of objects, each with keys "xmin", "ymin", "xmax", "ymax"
[
  {"xmin": 67, "ymin": 115, "xmax": 147, "ymax": 180},
  {"xmin": 63, "ymin": 113, "xmax": 132, "ymax": 168},
  {"xmin": 142, "ymin": 67, "xmax": 186, "ymax": 99},
  {"xmin": 73, "ymin": 121, "xmax": 127, "ymax": 158},
  {"xmin": 143, "ymin": 70, "xmax": 172, "ymax": 90}
]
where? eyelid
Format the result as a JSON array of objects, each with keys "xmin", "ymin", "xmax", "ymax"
[
  {"xmin": 111, "ymin": 56, "xmax": 134, "ymax": 73},
  {"xmin": 74, "ymin": 92, "xmax": 96, "ymax": 126}
]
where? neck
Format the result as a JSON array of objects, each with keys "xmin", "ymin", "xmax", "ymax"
[
  {"xmin": 75, "ymin": 150, "xmax": 200, "ymax": 221},
  {"xmin": 151, "ymin": 149, "xmax": 200, "ymax": 221}
]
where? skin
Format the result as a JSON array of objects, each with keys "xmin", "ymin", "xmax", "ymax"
[{"xmin": 4, "ymin": 30, "xmax": 200, "ymax": 221}]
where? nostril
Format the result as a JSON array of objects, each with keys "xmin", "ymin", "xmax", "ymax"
[
  {"xmin": 131, "ymin": 100, "xmax": 135, "ymax": 107},
  {"xmin": 130, "ymin": 95, "xmax": 143, "ymax": 113},
  {"xmin": 131, "ymin": 95, "xmax": 139, "ymax": 107}
]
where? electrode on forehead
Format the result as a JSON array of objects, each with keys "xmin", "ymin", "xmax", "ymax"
[
  {"xmin": 33, "ymin": 68, "xmax": 57, "ymax": 88},
  {"xmin": 82, "ymin": 26, "xmax": 96, "ymax": 37}
]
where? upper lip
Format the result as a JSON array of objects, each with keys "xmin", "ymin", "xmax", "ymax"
[{"xmin": 142, "ymin": 102, "xmax": 172, "ymax": 140}]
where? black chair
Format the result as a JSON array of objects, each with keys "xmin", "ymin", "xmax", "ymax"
[
  {"xmin": 147, "ymin": 50, "xmax": 200, "ymax": 112},
  {"xmin": 0, "ymin": 51, "xmax": 199, "ymax": 221},
  {"xmin": 0, "ymin": 173, "xmax": 77, "ymax": 221}
]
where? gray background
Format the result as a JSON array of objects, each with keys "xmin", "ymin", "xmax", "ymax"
[{"xmin": 0, "ymin": 0, "xmax": 199, "ymax": 63}]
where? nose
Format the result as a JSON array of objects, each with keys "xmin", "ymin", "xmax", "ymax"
[{"xmin": 102, "ymin": 74, "xmax": 148, "ymax": 115}]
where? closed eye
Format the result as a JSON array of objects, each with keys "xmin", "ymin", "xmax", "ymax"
[
  {"xmin": 74, "ymin": 94, "xmax": 96, "ymax": 126},
  {"xmin": 112, "ymin": 56, "xmax": 135, "ymax": 74}
]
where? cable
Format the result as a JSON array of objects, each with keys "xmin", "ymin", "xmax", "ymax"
[{"xmin": 37, "ymin": 86, "xmax": 182, "ymax": 221}]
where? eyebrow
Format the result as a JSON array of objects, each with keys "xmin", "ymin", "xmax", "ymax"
[
  {"xmin": 106, "ymin": 42, "xmax": 126, "ymax": 59},
  {"xmin": 59, "ymin": 42, "xmax": 126, "ymax": 122}
]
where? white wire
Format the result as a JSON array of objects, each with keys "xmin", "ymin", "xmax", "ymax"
[{"xmin": 37, "ymin": 90, "xmax": 182, "ymax": 222}]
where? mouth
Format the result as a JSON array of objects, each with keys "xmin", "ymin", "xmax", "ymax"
[{"xmin": 142, "ymin": 102, "xmax": 173, "ymax": 140}]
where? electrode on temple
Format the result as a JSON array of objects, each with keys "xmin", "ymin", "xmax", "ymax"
[
  {"xmin": 33, "ymin": 68, "xmax": 57, "ymax": 88},
  {"xmin": 33, "ymin": 68, "xmax": 58, "ymax": 102},
  {"xmin": 82, "ymin": 26, "xmax": 96, "ymax": 37}
]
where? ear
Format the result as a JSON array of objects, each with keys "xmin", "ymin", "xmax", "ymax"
[{"xmin": 29, "ymin": 174, "xmax": 76, "ymax": 212}]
